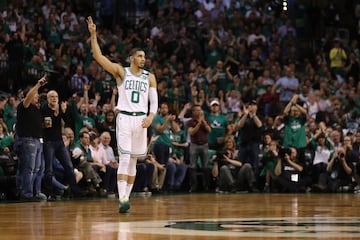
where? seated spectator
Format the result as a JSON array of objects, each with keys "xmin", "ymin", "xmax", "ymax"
[
  {"xmin": 99, "ymin": 131, "xmax": 118, "ymax": 193},
  {"xmin": 71, "ymin": 131, "xmax": 102, "ymax": 194},
  {"xmin": 89, "ymin": 132, "xmax": 116, "ymax": 196},
  {"xmin": 133, "ymin": 156, "xmax": 154, "ymax": 196},
  {"xmin": 166, "ymin": 120, "xmax": 188, "ymax": 191},
  {"xmin": 212, "ymin": 137, "xmax": 258, "ymax": 193},
  {"xmin": 148, "ymin": 153, "xmax": 166, "ymax": 193},
  {"xmin": 0, "ymin": 122, "xmax": 13, "ymax": 155},
  {"xmin": 307, "ymin": 124, "xmax": 334, "ymax": 192},
  {"xmin": 259, "ymin": 133, "xmax": 278, "ymax": 193}
]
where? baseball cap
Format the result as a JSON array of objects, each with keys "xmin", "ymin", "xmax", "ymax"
[
  {"xmin": 246, "ymin": 99, "xmax": 257, "ymax": 105},
  {"xmin": 210, "ymin": 99, "xmax": 220, "ymax": 106}
]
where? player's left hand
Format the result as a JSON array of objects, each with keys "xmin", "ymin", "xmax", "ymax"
[{"xmin": 142, "ymin": 116, "xmax": 153, "ymax": 128}]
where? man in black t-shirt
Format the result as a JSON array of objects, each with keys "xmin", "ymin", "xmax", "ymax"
[
  {"xmin": 42, "ymin": 90, "xmax": 85, "ymax": 198},
  {"xmin": 14, "ymin": 75, "xmax": 47, "ymax": 201}
]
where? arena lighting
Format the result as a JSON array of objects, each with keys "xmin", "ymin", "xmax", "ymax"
[{"xmin": 283, "ymin": 0, "xmax": 288, "ymax": 11}]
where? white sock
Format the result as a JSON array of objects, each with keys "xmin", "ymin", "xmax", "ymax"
[
  {"xmin": 117, "ymin": 180, "xmax": 127, "ymax": 200},
  {"xmin": 125, "ymin": 183, "xmax": 134, "ymax": 199}
]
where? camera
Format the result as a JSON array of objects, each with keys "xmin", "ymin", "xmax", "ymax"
[
  {"xmin": 278, "ymin": 148, "xmax": 291, "ymax": 159},
  {"xmin": 338, "ymin": 152, "xmax": 345, "ymax": 158},
  {"xmin": 214, "ymin": 150, "xmax": 228, "ymax": 162}
]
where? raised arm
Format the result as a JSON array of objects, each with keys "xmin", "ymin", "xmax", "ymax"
[
  {"xmin": 23, "ymin": 75, "xmax": 47, "ymax": 108},
  {"xmin": 86, "ymin": 16, "xmax": 124, "ymax": 84}
]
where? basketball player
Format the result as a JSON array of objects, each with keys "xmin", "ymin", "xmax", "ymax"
[{"xmin": 87, "ymin": 16, "xmax": 158, "ymax": 213}]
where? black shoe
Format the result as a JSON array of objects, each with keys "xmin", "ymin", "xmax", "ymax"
[
  {"xmin": 20, "ymin": 196, "xmax": 38, "ymax": 202},
  {"xmin": 249, "ymin": 186, "xmax": 259, "ymax": 193},
  {"xmin": 97, "ymin": 188, "xmax": 108, "ymax": 198}
]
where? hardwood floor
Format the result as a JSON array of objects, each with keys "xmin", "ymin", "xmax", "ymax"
[{"xmin": 1, "ymin": 193, "xmax": 360, "ymax": 239}]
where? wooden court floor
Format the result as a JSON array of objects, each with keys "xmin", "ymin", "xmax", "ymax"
[{"xmin": 1, "ymin": 193, "xmax": 360, "ymax": 239}]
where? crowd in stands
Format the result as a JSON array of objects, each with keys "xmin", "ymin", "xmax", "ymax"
[{"xmin": 1, "ymin": 0, "xmax": 360, "ymax": 201}]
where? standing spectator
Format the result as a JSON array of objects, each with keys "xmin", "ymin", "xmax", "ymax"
[
  {"xmin": 70, "ymin": 65, "xmax": 89, "ymax": 95},
  {"xmin": 236, "ymin": 99, "xmax": 263, "ymax": 179},
  {"xmin": 207, "ymin": 99, "xmax": 229, "ymax": 151},
  {"xmin": 14, "ymin": 75, "xmax": 47, "ymax": 201},
  {"xmin": 5, "ymin": 23, "xmax": 25, "ymax": 92},
  {"xmin": 282, "ymin": 94, "xmax": 308, "ymax": 161},
  {"xmin": 329, "ymin": 38, "xmax": 347, "ymax": 77},
  {"xmin": 271, "ymin": 66, "xmax": 299, "ymax": 108},
  {"xmin": 187, "ymin": 104, "xmax": 212, "ymax": 192},
  {"xmin": 42, "ymin": 90, "xmax": 85, "ymax": 198}
]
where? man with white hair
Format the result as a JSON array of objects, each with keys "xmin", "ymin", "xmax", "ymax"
[{"xmin": 42, "ymin": 90, "xmax": 85, "ymax": 198}]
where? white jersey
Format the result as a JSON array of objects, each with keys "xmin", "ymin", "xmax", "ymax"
[{"xmin": 116, "ymin": 67, "xmax": 150, "ymax": 113}]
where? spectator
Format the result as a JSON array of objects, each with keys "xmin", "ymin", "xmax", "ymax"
[
  {"xmin": 271, "ymin": 66, "xmax": 299, "ymax": 108},
  {"xmin": 329, "ymin": 38, "xmax": 347, "ymax": 77},
  {"xmin": 187, "ymin": 104, "xmax": 212, "ymax": 192},
  {"xmin": 308, "ymin": 124, "xmax": 334, "ymax": 192},
  {"xmin": 273, "ymin": 147, "xmax": 311, "ymax": 193},
  {"xmin": 3, "ymin": 95, "xmax": 17, "ymax": 133},
  {"xmin": 282, "ymin": 94, "xmax": 308, "ymax": 161},
  {"xmin": 326, "ymin": 145, "xmax": 355, "ymax": 192},
  {"xmin": 236, "ymin": 99, "xmax": 263, "ymax": 179},
  {"xmin": 259, "ymin": 133, "xmax": 278, "ymax": 193},
  {"xmin": 207, "ymin": 99, "xmax": 229, "ymax": 151},
  {"xmin": 152, "ymin": 102, "xmax": 186, "ymax": 191},
  {"xmin": 89, "ymin": 132, "xmax": 116, "ymax": 196},
  {"xmin": 212, "ymin": 136, "xmax": 258, "ymax": 193},
  {"xmin": 42, "ymin": 90, "xmax": 85, "ymax": 198},
  {"xmin": 14, "ymin": 75, "xmax": 47, "ymax": 201},
  {"xmin": 71, "ymin": 131, "xmax": 102, "ymax": 194},
  {"xmin": 70, "ymin": 65, "xmax": 89, "ymax": 95}
]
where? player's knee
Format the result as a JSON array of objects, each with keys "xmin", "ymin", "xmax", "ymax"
[
  {"xmin": 117, "ymin": 154, "xmax": 130, "ymax": 175},
  {"xmin": 127, "ymin": 158, "xmax": 137, "ymax": 176}
]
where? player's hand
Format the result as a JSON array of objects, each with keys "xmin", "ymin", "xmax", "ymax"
[
  {"xmin": 142, "ymin": 115, "xmax": 153, "ymax": 128},
  {"xmin": 86, "ymin": 16, "xmax": 96, "ymax": 35}
]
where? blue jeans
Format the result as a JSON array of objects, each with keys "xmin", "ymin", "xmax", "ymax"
[
  {"xmin": 134, "ymin": 162, "xmax": 154, "ymax": 191},
  {"xmin": 43, "ymin": 140, "xmax": 77, "ymax": 193},
  {"xmin": 153, "ymin": 143, "xmax": 170, "ymax": 165},
  {"xmin": 238, "ymin": 142, "xmax": 260, "ymax": 178},
  {"xmin": 15, "ymin": 137, "xmax": 43, "ymax": 198},
  {"xmin": 165, "ymin": 162, "xmax": 188, "ymax": 190}
]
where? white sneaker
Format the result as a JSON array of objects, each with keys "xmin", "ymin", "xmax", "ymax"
[{"xmin": 35, "ymin": 192, "xmax": 47, "ymax": 201}]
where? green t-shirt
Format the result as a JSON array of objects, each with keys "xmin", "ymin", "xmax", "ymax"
[
  {"xmin": 283, "ymin": 115, "xmax": 307, "ymax": 148},
  {"xmin": 207, "ymin": 113, "xmax": 229, "ymax": 147},
  {"xmin": 4, "ymin": 104, "xmax": 17, "ymax": 132},
  {"xmin": 171, "ymin": 129, "xmax": 187, "ymax": 158},
  {"xmin": 152, "ymin": 115, "xmax": 172, "ymax": 147}
]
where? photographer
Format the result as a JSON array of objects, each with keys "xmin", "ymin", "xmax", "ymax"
[
  {"xmin": 273, "ymin": 147, "xmax": 311, "ymax": 193},
  {"xmin": 211, "ymin": 137, "xmax": 257, "ymax": 193},
  {"xmin": 326, "ymin": 143, "xmax": 355, "ymax": 193}
]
